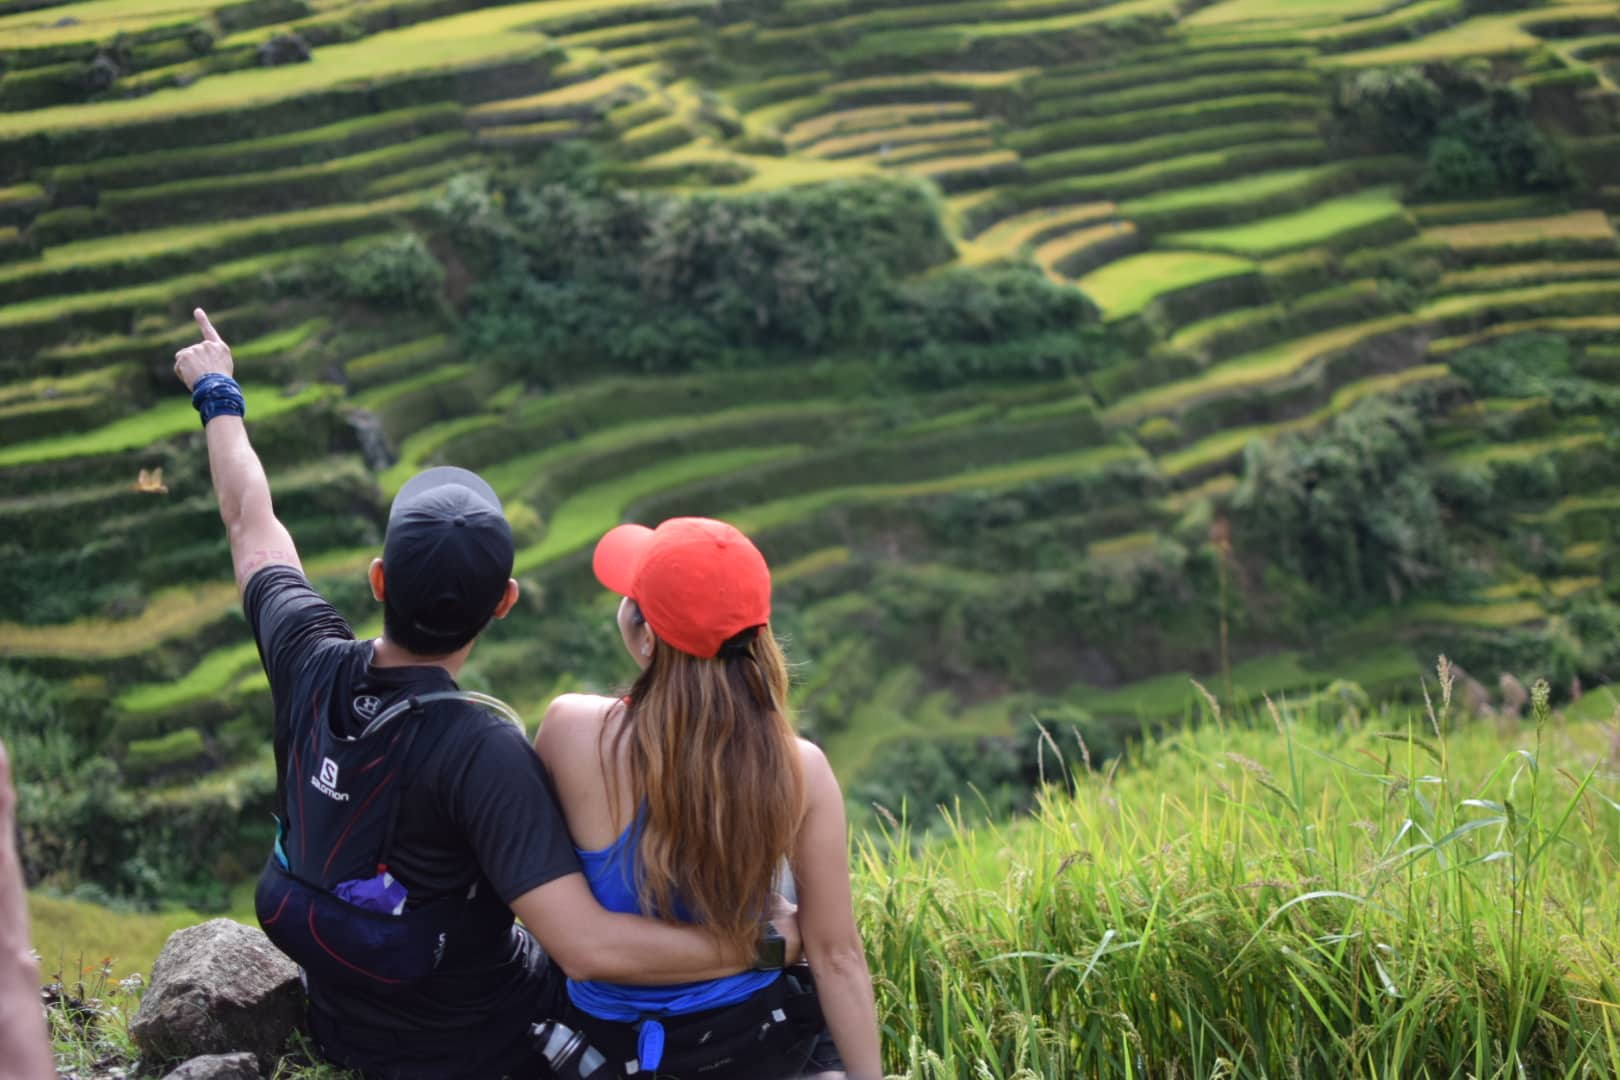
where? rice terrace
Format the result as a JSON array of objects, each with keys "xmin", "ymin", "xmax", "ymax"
[{"xmin": 3, "ymin": 0, "xmax": 1620, "ymax": 1073}]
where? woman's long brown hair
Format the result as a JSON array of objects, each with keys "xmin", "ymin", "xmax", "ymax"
[{"xmin": 606, "ymin": 620, "xmax": 805, "ymax": 956}]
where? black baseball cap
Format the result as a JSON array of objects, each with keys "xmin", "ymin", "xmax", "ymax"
[{"xmin": 382, "ymin": 467, "xmax": 515, "ymax": 649}]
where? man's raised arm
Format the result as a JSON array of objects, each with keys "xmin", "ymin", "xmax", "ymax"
[{"xmin": 173, "ymin": 309, "xmax": 302, "ymax": 594}]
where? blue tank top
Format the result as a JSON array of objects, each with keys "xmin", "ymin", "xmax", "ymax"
[{"xmin": 566, "ymin": 816, "xmax": 781, "ymax": 1023}]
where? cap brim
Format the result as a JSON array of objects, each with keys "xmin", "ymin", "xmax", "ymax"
[
  {"xmin": 391, "ymin": 466, "xmax": 503, "ymax": 524},
  {"xmin": 593, "ymin": 523, "xmax": 656, "ymax": 597}
]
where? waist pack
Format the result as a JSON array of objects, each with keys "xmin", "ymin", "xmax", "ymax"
[
  {"xmin": 567, "ymin": 965, "xmax": 825, "ymax": 1079},
  {"xmin": 254, "ymin": 691, "xmax": 521, "ymax": 995},
  {"xmin": 256, "ymin": 855, "xmax": 472, "ymax": 993}
]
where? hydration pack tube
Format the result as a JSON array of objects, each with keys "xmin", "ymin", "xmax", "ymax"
[
  {"xmin": 255, "ymin": 691, "xmax": 521, "ymax": 995},
  {"xmin": 356, "ymin": 690, "xmax": 522, "ymax": 739}
]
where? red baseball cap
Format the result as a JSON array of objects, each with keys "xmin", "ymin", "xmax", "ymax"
[{"xmin": 592, "ymin": 517, "xmax": 771, "ymax": 659}]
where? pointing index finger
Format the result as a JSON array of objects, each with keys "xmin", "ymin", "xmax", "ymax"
[{"xmin": 194, "ymin": 307, "xmax": 222, "ymax": 344}]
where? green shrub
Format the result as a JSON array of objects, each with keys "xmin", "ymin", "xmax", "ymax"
[
  {"xmin": 332, "ymin": 231, "xmax": 446, "ymax": 308},
  {"xmin": 1421, "ymin": 101, "xmax": 1567, "ymax": 202},
  {"xmin": 1333, "ymin": 66, "xmax": 1447, "ymax": 151},
  {"xmin": 612, "ymin": 157, "xmax": 756, "ymax": 187},
  {"xmin": 1331, "ymin": 65, "xmax": 1572, "ymax": 199},
  {"xmin": 1450, "ymin": 333, "xmax": 1620, "ymax": 416},
  {"xmin": 444, "ymin": 174, "xmax": 979, "ymax": 378},
  {"xmin": 849, "ymin": 732, "xmax": 1036, "ymax": 827},
  {"xmin": 873, "ymin": 261, "xmax": 1114, "ymax": 385},
  {"xmin": 0, "ymin": 666, "xmax": 78, "ymax": 786},
  {"xmin": 0, "ymin": 663, "xmax": 273, "ymax": 908},
  {"xmin": 1233, "ymin": 398, "xmax": 1447, "ymax": 607}
]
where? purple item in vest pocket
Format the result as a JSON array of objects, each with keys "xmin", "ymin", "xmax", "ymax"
[{"xmin": 334, "ymin": 870, "xmax": 409, "ymax": 915}]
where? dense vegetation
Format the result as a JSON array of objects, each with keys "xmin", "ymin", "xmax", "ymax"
[
  {"xmin": 45, "ymin": 688, "xmax": 1620, "ymax": 1077},
  {"xmin": 436, "ymin": 171, "xmax": 1113, "ymax": 382}
]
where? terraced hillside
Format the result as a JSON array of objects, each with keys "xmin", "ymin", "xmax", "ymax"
[{"xmin": 5, "ymin": 0, "xmax": 1620, "ymax": 901}]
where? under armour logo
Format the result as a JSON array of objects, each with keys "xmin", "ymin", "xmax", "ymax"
[{"xmin": 353, "ymin": 695, "xmax": 382, "ymax": 719}]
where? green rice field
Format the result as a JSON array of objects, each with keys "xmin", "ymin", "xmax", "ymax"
[{"xmin": 1079, "ymin": 250, "xmax": 1257, "ymax": 318}]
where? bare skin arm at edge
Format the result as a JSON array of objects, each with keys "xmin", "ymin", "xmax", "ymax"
[
  {"xmin": 174, "ymin": 309, "xmax": 302, "ymax": 594},
  {"xmin": 0, "ymin": 741, "xmax": 54, "ymax": 1080},
  {"xmin": 793, "ymin": 742, "xmax": 883, "ymax": 1080}
]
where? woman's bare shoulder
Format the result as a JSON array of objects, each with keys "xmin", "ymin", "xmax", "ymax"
[
  {"xmin": 795, "ymin": 736, "xmax": 831, "ymax": 771},
  {"xmin": 795, "ymin": 738, "xmax": 840, "ymax": 801},
  {"xmin": 546, "ymin": 692, "xmax": 621, "ymax": 726},
  {"xmin": 536, "ymin": 693, "xmax": 621, "ymax": 760}
]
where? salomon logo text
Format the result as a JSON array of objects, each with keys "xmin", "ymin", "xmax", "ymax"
[{"xmin": 311, "ymin": 757, "xmax": 349, "ymax": 801}]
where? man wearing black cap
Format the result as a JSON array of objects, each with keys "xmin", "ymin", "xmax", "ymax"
[{"xmin": 174, "ymin": 311, "xmax": 792, "ymax": 1078}]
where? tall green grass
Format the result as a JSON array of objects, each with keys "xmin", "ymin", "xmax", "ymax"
[
  {"xmin": 35, "ymin": 677, "xmax": 1620, "ymax": 1077},
  {"xmin": 857, "ymin": 676, "xmax": 1620, "ymax": 1077}
]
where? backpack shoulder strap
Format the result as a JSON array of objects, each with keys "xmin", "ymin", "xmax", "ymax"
[{"xmin": 372, "ymin": 691, "xmax": 526, "ymax": 871}]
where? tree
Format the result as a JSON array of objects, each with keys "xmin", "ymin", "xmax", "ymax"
[{"xmin": 1233, "ymin": 399, "xmax": 1447, "ymax": 606}]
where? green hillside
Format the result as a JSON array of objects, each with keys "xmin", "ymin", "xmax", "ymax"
[{"xmin": 5, "ymin": 0, "xmax": 1620, "ymax": 914}]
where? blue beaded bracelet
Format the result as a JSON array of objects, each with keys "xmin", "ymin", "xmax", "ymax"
[{"xmin": 191, "ymin": 373, "xmax": 246, "ymax": 427}]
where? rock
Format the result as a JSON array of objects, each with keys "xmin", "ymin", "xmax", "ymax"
[
  {"xmin": 131, "ymin": 919, "xmax": 302, "ymax": 1068},
  {"xmin": 162, "ymin": 1053, "xmax": 261, "ymax": 1079}
]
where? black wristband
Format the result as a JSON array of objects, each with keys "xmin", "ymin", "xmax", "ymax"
[{"xmin": 191, "ymin": 373, "xmax": 245, "ymax": 427}]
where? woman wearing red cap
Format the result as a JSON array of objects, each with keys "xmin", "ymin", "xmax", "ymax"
[{"xmin": 533, "ymin": 517, "xmax": 882, "ymax": 1079}]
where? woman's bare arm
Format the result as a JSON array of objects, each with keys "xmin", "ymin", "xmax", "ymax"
[{"xmin": 793, "ymin": 741, "xmax": 883, "ymax": 1080}]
